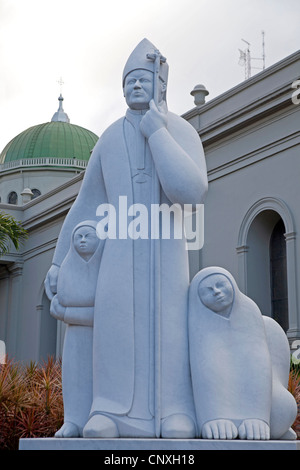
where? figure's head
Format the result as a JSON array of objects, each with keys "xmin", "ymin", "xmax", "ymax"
[
  {"xmin": 122, "ymin": 38, "xmax": 168, "ymax": 109},
  {"xmin": 198, "ymin": 273, "xmax": 234, "ymax": 315},
  {"xmin": 123, "ymin": 69, "xmax": 166, "ymax": 110},
  {"xmin": 73, "ymin": 224, "xmax": 99, "ymax": 261}
]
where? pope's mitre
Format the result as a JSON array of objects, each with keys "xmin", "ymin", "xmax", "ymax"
[{"xmin": 122, "ymin": 38, "xmax": 169, "ymax": 86}]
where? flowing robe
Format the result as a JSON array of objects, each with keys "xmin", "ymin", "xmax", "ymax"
[
  {"xmin": 52, "ymin": 108, "xmax": 207, "ymax": 430},
  {"xmin": 188, "ymin": 267, "xmax": 272, "ymax": 435},
  {"xmin": 54, "ymin": 221, "xmax": 103, "ymax": 433}
]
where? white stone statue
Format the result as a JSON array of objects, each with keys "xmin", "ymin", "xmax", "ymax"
[
  {"xmin": 49, "ymin": 220, "xmax": 104, "ymax": 437},
  {"xmin": 188, "ymin": 266, "xmax": 297, "ymax": 440},
  {"xmin": 45, "ymin": 38, "xmax": 208, "ymax": 438}
]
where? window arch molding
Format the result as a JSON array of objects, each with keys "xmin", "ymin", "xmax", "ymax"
[
  {"xmin": 236, "ymin": 197, "xmax": 298, "ymax": 342},
  {"xmin": 237, "ymin": 197, "xmax": 294, "ymax": 247}
]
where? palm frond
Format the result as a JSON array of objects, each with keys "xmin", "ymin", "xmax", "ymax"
[{"xmin": 0, "ymin": 211, "xmax": 28, "ymax": 255}]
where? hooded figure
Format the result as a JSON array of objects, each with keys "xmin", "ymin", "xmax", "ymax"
[
  {"xmin": 189, "ymin": 266, "xmax": 297, "ymax": 440},
  {"xmin": 189, "ymin": 267, "xmax": 272, "ymax": 439},
  {"xmin": 56, "ymin": 220, "xmax": 103, "ymax": 318},
  {"xmin": 50, "ymin": 220, "xmax": 104, "ymax": 437},
  {"xmin": 45, "ymin": 38, "xmax": 207, "ymax": 438}
]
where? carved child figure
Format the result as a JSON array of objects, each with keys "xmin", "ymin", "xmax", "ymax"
[
  {"xmin": 188, "ymin": 266, "xmax": 297, "ymax": 440},
  {"xmin": 49, "ymin": 221, "xmax": 104, "ymax": 437}
]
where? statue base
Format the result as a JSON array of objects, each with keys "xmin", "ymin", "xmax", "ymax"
[{"xmin": 19, "ymin": 437, "xmax": 300, "ymax": 451}]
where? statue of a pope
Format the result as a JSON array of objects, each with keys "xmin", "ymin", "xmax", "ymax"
[{"xmin": 45, "ymin": 38, "xmax": 208, "ymax": 438}]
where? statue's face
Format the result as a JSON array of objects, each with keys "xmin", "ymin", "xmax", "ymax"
[
  {"xmin": 73, "ymin": 226, "xmax": 99, "ymax": 259},
  {"xmin": 198, "ymin": 274, "xmax": 234, "ymax": 313},
  {"xmin": 124, "ymin": 69, "xmax": 164, "ymax": 110}
]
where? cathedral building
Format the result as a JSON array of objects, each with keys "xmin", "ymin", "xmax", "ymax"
[
  {"xmin": 0, "ymin": 95, "xmax": 99, "ymax": 361},
  {"xmin": 0, "ymin": 50, "xmax": 299, "ymax": 362}
]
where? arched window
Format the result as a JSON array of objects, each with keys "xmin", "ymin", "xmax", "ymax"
[
  {"xmin": 7, "ymin": 191, "xmax": 18, "ymax": 205},
  {"xmin": 237, "ymin": 197, "xmax": 298, "ymax": 340},
  {"xmin": 238, "ymin": 209, "xmax": 289, "ymax": 331},
  {"xmin": 31, "ymin": 189, "xmax": 41, "ymax": 199},
  {"xmin": 270, "ymin": 219, "xmax": 289, "ymax": 332},
  {"xmin": 245, "ymin": 210, "xmax": 280, "ymax": 316}
]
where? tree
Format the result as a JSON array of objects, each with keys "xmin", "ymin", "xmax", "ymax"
[{"xmin": 0, "ymin": 211, "xmax": 28, "ymax": 256}]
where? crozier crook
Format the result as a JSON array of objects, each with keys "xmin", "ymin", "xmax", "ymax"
[{"xmin": 146, "ymin": 49, "xmax": 167, "ymax": 105}]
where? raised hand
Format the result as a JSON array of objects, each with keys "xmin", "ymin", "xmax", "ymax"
[
  {"xmin": 140, "ymin": 99, "xmax": 168, "ymax": 139},
  {"xmin": 44, "ymin": 264, "xmax": 60, "ymax": 300}
]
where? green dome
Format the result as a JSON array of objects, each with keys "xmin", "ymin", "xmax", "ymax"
[{"xmin": 0, "ymin": 121, "xmax": 99, "ymax": 164}]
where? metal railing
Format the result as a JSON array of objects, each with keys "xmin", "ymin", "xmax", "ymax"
[{"xmin": 0, "ymin": 157, "xmax": 88, "ymax": 172}]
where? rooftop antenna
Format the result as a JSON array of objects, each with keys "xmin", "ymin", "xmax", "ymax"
[
  {"xmin": 238, "ymin": 39, "xmax": 251, "ymax": 79},
  {"xmin": 238, "ymin": 31, "xmax": 266, "ymax": 80},
  {"xmin": 262, "ymin": 30, "xmax": 266, "ymax": 69}
]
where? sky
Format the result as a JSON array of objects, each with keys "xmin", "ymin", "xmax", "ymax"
[{"xmin": 0, "ymin": 0, "xmax": 299, "ymax": 153}]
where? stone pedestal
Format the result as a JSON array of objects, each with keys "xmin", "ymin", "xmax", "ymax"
[{"xmin": 19, "ymin": 438, "xmax": 300, "ymax": 451}]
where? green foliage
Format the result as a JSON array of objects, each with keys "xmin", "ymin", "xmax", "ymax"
[
  {"xmin": 0, "ymin": 211, "xmax": 28, "ymax": 256},
  {"xmin": 0, "ymin": 357, "xmax": 63, "ymax": 450},
  {"xmin": 290, "ymin": 359, "xmax": 300, "ymax": 378},
  {"xmin": 289, "ymin": 368, "xmax": 300, "ymax": 439},
  {"xmin": 0, "ymin": 355, "xmax": 299, "ymax": 449}
]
